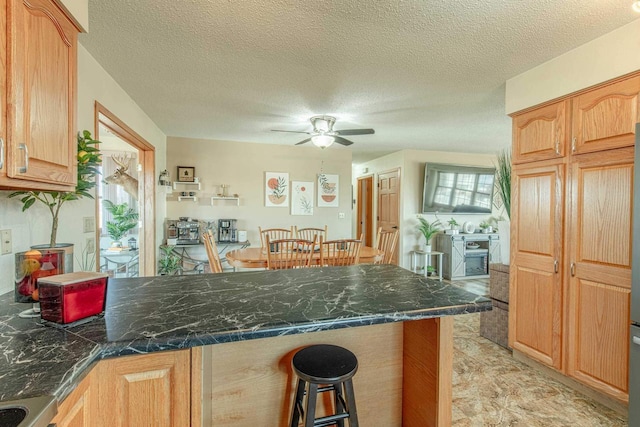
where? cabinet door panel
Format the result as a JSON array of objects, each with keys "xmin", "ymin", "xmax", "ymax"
[
  {"xmin": 572, "ymin": 76, "xmax": 640, "ymax": 155},
  {"xmin": 510, "ymin": 161, "xmax": 564, "ymax": 369},
  {"xmin": 50, "ymin": 370, "xmax": 93, "ymax": 427},
  {"xmin": 512, "ymin": 101, "xmax": 567, "ymax": 164},
  {"xmin": 7, "ymin": 0, "xmax": 76, "ymax": 186},
  {"xmin": 567, "ymin": 149, "xmax": 632, "ymax": 402},
  {"xmin": 568, "ymin": 278, "xmax": 630, "ymax": 400},
  {"xmin": 96, "ymin": 350, "xmax": 191, "ymax": 427}
]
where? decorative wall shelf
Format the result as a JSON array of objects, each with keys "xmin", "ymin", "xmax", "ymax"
[
  {"xmin": 211, "ymin": 196, "xmax": 240, "ymax": 206},
  {"xmin": 177, "ymin": 196, "xmax": 198, "ymax": 202},
  {"xmin": 173, "ymin": 181, "xmax": 201, "ymax": 190}
]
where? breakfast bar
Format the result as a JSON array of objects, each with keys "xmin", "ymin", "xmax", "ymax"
[{"xmin": 0, "ymin": 264, "xmax": 491, "ymax": 426}]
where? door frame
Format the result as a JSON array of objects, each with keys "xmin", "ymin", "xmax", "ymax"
[
  {"xmin": 94, "ymin": 102, "xmax": 156, "ymax": 276},
  {"xmin": 357, "ymin": 175, "xmax": 374, "ymax": 247}
]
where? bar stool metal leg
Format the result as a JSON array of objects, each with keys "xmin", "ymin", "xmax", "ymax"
[
  {"xmin": 304, "ymin": 383, "xmax": 319, "ymax": 427},
  {"xmin": 343, "ymin": 379, "xmax": 359, "ymax": 427},
  {"xmin": 290, "ymin": 379, "xmax": 306, "ymax": 427}
]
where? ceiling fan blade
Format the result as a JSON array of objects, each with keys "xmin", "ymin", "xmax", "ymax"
[
  {"xmin": 334, "ymin": 128, "xmax": 375, "ymax": 136},
  {"xmin": 295, "ymin": 138, "xmax": 312, "ymax": 145},
  {"xmin": 271, "ymin": 129, "xmax": 312, "ymax": 134},
  {"xmin": 333, "ymin": 136, "xmax": 354, "ymax": 146}
]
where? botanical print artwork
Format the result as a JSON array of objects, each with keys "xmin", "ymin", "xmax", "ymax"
[
  {"xmin": 317, "ymin": 173, "xmax": 339, "ymax": 207},
  {"xmin": 291, "ymin": 181, "xmax": 314, "ymax": 215},
  {"xmin": 265, "ymin": 172, "xmax": 289, "ymax": 207}
]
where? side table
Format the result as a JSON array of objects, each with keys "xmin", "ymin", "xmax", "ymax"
[{"xmin": 410, "ymin": 250, "xmax": 443, "ymax": 281}]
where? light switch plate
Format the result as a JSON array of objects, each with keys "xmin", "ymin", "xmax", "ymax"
[
  {"xmin": 83, "ymin": 217, "xmax": 95, "ymax": 233},
  {"xmin": 338, "ymin": 212, "xmax": 346, "ymax": 219},
  {"xmin": 1, "ymin": 229, "xmax": 12, "ymax": 255}
]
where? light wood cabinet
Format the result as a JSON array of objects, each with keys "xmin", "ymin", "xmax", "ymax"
[
  {"xmin": 571, "ymin": 76, "xmax": 640, "ymax": 155},
  {"xmin": 509, "ymin": 160, "xmax": 565, "ymax": 370},
  {"xmin": 512, "ymin": 100, "xmax": 568, "ymax": 164},
  {"xmin": 0, "ymin": 0, "xmax": 79, "ymax": 191},
  {"xmin": 566, "ymin": 148, "xmax": 633, "ymax": 401},
  {"xmin": 50, "ymin": 369, "xmax": 95, "ymax": 427},
  {"xmin": 93, "ymin": 350, "xmax": 191, "ymax": 427},
  {"xmin": 510, "ymin": 73, "xmax": 637, "ymax": 403}
]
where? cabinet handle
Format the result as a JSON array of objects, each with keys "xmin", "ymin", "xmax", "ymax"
[
  {"xmin": 18, "ymin": 143, "xmax": 28, "ymax": 173},
  {"xmin": 570, "ymin": 262, "xmax": 576, "ymax": 277},
  {"xmin": 634, "ymin": 336, "xmax": 640, "ymax": 346},
  {"xmin": 571, "ymin": 137, "xmax": 577, "ymax": 152},
  {"xmin": 0, "ymin": 138, "xmax": 4, "ymax": 169},
  {"xmin": 554, "ymin": 260, "xmax": 559, "ymax": 273},
  {"xmin": 555, "ymin": 140, "xmax": 560, "ymax": 155}
]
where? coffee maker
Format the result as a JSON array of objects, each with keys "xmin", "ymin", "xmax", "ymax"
[
  {"xmin": 175, "ymin": 218, "xmax": 200, "ymax": 245},
  {"xmin": 218, "ymin": 219, "xmax": 237, "ymax": 243}
]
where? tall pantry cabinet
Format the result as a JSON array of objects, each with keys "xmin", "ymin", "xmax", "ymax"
[{"xmin": 509, "ymin": 74, "xmax": 639, "ymax": 402}]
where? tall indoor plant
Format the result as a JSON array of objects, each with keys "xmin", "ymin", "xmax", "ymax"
[
  {"xmin": 495, "ymin": 149, "xmax": 511, "ymax": 264},
  {"xmin": 9, "ymin": 131, "xmax": 102, "ymax": 248}
]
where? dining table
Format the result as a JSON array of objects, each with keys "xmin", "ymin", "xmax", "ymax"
[{"xmin": 225, "ymin": 245, "xmax": 384, "ymax": 269}]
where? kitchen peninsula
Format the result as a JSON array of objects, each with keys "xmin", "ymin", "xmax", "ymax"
[{"xmin": 0, "ymin": 265, "xmax": 491, "ymax": 426}]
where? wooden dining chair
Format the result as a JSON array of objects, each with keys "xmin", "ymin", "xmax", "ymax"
[
  {"xmin": 265, "ymin": 236, "xmax": 317, "ymax": 270},
  {"xmin": 259, "ymin": 226, "xmax": 294, "ymax": 249},
  {"xmin": 319, "ymin": 235, "xmax": 363, "ymax": 267},
  {"xmin": 295, "ymin": 226, "xmax": 328, "ymax": 242},
  {"xmin": 375, "ymin": 227, "xmax": 399, "ymax": 265},
  {"xmin": 202, "ymin": 230, "xmax": 224, "ymax": 273}
]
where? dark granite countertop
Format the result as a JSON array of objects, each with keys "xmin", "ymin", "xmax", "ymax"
[{"xmin": 0, "ymin": 264, "xmax": 490, "ymax": 404}]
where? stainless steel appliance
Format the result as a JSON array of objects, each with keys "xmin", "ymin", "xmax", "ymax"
[
  {"xmin": 218, "ymin": 219, "xmax": 238, "ymax": 243},
  {"xmin": 176, "ymin": 220, "xmax": 200, "ymax": 245},
  {"xmin": 630, "ymin": 124, "xmax": 640, "ymax": 425}
]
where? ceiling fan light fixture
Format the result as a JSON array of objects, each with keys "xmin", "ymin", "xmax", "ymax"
[{"xmin": 311, "ymin": 134, "xmax": 335, "ymax": 148}]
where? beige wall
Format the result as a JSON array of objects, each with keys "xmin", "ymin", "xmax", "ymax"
[
  {"xmin": 353, "ymin": 150, "xmax": 504, "ymax": 270},
  {"xmin": 166, "ymin": 137, "xmax": 353, "ymax": 249},
  {"xmin": 56, "ymin": 0, "xmax": 89, "ymax": 32},
  {"xmin": 0, "ymin": 45, "xmax": 166, "ymax": 294},
  {"xmin": 506, "ymin": 18, "xmax": 640, "ymax": 114}
]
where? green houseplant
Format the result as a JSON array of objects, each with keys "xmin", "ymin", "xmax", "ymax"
[
  {"xmin": 158, "ymin": 245, "xmax": 181, "ymax": 275},
  {"xmin": 9, "ymin": 131, "xmax": 102, "ymax": 247},
  {"xmin": 417, "ymin": 215, "xmax": 442, "ymax": 251},
  {"xmin": 447, "ymin": 217, "xmax": 459, "ymax": 230},
  {"xmin": 495, "ymin": 149, "xmax": 512, "ymax": 264},
  {"xmin": 103, "ymin": 200, "xmax": 139, "ymax": 246}
]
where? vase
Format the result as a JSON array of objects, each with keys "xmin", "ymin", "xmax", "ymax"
[
  {"xmin": 424, "ymin": 244, "xmax": 432, "ymax": 253},
  {"xmin": 31, "ymin": 243, "xmax": 74, "ymax": 273},
  {"xmin": 497, "ymin": 220, "xmax": 510, "ymax": 265}
]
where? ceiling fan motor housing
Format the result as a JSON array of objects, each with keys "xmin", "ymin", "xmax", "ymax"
[{"xmin": 310, "ymin": 115, "xmax": 336, "ymax": 134}]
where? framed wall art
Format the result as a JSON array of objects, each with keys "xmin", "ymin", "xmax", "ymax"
[
  {"xmin": 177, "ymin": 166, "xmax": 195, "ymax": 182},
  {"xmin": 317, "ymin": 173, "xmax": 339, "ymax": 207},
  {"xmin": 291, "ymin": 181, "xmax": 314, "ymax": 215},
  {"xmin": 265, "ymin": 172, "xmax": 289, "ymax": 207}
]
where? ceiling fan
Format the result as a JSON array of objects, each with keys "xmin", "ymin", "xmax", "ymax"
[{"xmin": 271, "ymin": 115, "xmax": 374, "ymax": 148}]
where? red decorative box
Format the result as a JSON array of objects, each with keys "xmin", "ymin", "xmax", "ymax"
[{"xmin": 38, "ymin": 272, "xmax": 109, "ymax": 325}]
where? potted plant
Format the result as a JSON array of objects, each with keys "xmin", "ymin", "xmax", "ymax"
[
  {"xmin": 426, "ymin": 265, "xmax": 436, "ymax": 277},
  {"xmin": 479, "ymin": 220, "xmax": 492, "ymax": 233},
  {"xmin": 417, "ymin": 215, "xmax": 442, "ymax": 252},
  {"xmin": 103, "ymin": 200, "xmax": 139, "ymax": 247},
  {"xmin": 158, "ymin": 245, "xmax": 181, "ymax": 275},
  {"xmin": 447, "ymin": 217, "xmax": 459, "ymax": 230},
  {"xmin": 9, "ymin": 131, "xmax": 102, "ymax": 272},
  {"xmin": 495, "ymin": 149, "xmax": 511, "ymax": 264}
]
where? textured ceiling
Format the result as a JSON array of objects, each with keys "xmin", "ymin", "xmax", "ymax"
[{"xmin": 79, "ymin": 1, "xmax": 639, "ymax": 162}]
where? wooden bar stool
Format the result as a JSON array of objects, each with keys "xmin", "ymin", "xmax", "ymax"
[{"xmin": 290, "ymin": 344, "xmax": 359, "ymax": 427}]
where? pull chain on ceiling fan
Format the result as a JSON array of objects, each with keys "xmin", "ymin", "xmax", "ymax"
[{"xmin": 271, "ymin": 115, "xmax": 374, "ymax": 148}]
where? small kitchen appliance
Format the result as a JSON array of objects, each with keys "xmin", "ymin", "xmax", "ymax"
[
  {"xmin": 38, "ymin": 272, "xmax": 108, "ymax": 326},
  {"xmin": 218, "ymin": 219, "xmax": 238, "ymax": 242}
]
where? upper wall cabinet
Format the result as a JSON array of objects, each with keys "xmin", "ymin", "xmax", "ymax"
[
  {"xmin": 512, "ymin": 100, "xmax": 568, "ymax": 165},
  {"xmin": 571, "ymin": 75, "xmax": 640, "ymax": 155},
  {"xmin": 0, "ymin": 0, "xmax": 80, "ymax": 191}
]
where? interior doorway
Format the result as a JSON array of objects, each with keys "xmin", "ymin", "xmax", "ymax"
[
  {"xmin": 357, "ymin": 175, "xmax": 374, "ymax": 247},
  {"xmin": 94, "ymin": 102, "xmax": 156, "ymax": 276},
  {"xmin": 377, "ymin": 168, "xmax": 401, "ymax": 265}
]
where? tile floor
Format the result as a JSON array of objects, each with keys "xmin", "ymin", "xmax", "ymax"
[{"xmin": 449, "ymin": 278, "xmax": 628, "ymax": 426}]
